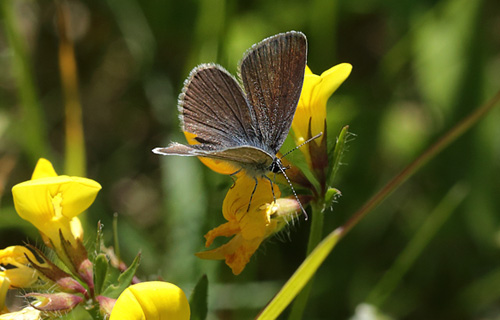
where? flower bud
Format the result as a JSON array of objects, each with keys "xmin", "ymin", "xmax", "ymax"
[{"xmin": 26, "ymin": 292, "xmax": 83, "ymax": 312}]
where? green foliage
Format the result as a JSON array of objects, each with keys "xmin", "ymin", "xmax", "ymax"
[
  {"xmin": 101, "ymin": 253, "xmax": 141, "ymax": 299},
  {"xmin": 189, "ymin": 275, "xmax": 209, "ymax": 320},
  {"xmin": 259, "ymin": 228, "xmax": 342, "ymax": 319},
  {"xmin": 1, "ymin": 0, "xmax": 499, "ymax": 319},
  {"xmin": 93, "ymin": 253, "xmax": 109, "ymax": 296},
  {"xmin": 328, "ymin": 125, "xmax": 350, "ymax": 187}
]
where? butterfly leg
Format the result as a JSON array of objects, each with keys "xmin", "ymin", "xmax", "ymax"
[
  {"xmin": 247, "ymin": 177, "xmax": 259, "ymax": 212},
  {"xmin": 262, "ymin": 174, "xmax": 276, "ymax": 203},
  {"xmin": 230, "ymin": 169, "xmax": 242, "ymax": 176},
  {"xmin": 229, "ymin": 169, "xmax": 243, "ymax": 188}
]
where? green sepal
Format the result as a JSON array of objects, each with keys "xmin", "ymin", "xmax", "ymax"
[
  {"xmin": 327, "ymin": 125, "xmax": 350, "ymax": 187},
  {"xmin": 101, "ymin": 253, "xmax": 141, "ymax": 299},
  {"xmin": 95, "ymin": 221, "xmax": 105, "ymax": 255},
  {"xmin": 324, "ymin": 187, "xmax": 342, "ymax": 209},
  {"xmin": 93, "ymin": 253, "xmax": 109, "ymax": 296},
  {"xmin": 189, "ymin": 274, "xmax": 208, "ymax": 320}
]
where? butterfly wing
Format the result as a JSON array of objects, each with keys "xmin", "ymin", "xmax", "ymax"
[
  {"xmin": 154, "ymin": 63, "xmax": 273, "ymax": 169},
  {"xmin": 153, "ymin": 143, "xmax": 273, "ymax": 170},
  {"xmin": 178, "ymin": 64, "xmax": 260, "ymax": 149},
  {"xmin": 154, "ymin": 32, "xmax": 307, "ymax": 172},
  {"xmin": 239, "ymin": 31, "xmax": 307, "ymax": 155}
]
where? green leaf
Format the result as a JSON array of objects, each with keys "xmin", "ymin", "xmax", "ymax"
[
  {"xmin": 257, "ymin": 229, "xmax": 342, "ymax": 320},
  {"xmin": 189, "ymin": 274, "xmax": 208, "ymax": 320},
  {"xmin": 93, "ymin": 253, "xmax": 109, "ymax": 296},
  {"xmin": 327, "ymin": 125, "xmax": 350, "ymax": 187},
  {"xmin": 101, "ymin": 253, "xmax": 141, "ymax": 299}
]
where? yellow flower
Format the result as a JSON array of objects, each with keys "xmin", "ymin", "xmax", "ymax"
[
  {"xmin": 184, "ymin": 127, "xmax": 303, "ymax": 274},
  {"xmin": 292, "ymin": 64, "xmax": 352, "ymax": 165},
  {"xmin": 11, "ymin": 159, "xmax": 101, "ymax": 253},
  {"xmin": 1, "ymin": 247, "xmax": 44, "ymax": 318},
  {"xmin": 0, "ymin": 307, "xmax": 41, "ymax": 319},
  {"xmin": 0, "ymin": 246, "xmax": 40, "ymax": 288},
  {"xmin": 196, "ymin": 174, "xmax": 300, "ymax": 275},
  {"xmin": 0, "ymin": 273, "xmax": 9, "ymax": 313},
  {"xmin": 109, "ymin": 281, "xmax": 190, "ymax": 320}
]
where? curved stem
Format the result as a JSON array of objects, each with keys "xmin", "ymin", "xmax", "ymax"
[
  {"xmin": 288, "ymin": 201, "xmax": 324, "ymax": 320},
  {"xmin": 338, "ymin": 88, "xmax": 500, "ymax": 239},
  {"xmin": 56, "ymin": 0, "xmax": 86, "ymax": 177}
]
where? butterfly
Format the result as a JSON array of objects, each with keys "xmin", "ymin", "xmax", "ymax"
[{"xmin": 153, "ymin": 31, "xmax": 308, "ymax": 215}]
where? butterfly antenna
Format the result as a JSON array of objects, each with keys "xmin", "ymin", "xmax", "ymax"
[
  {"xmin": 277, "ymin": 163, "xmax": 309, "ymax": 220},
  {"xmin": 280, "ymin": 132, "xmax": 323, "ymax": 159}
]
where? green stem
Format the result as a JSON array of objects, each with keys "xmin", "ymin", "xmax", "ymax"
[
  {"xmin": 56, "ymin": 1, "xmax": 86, "ymax": 177},
  {"xmin": 87, "ymin": 303, "xmax": 105, "ymax": 320},
  {"xmin": 287, "ymin": 201, "xmax": 324, "ymax": 320},
  {"xmin": 257, "ymin": 227, "xmax": 342, "ymax": 320},
  {"xmin": 306, "ymin": 202, "xmax": 325, "ymax": 254},
  {"xmin": 1, "ymin": 0, "xmax": 50, "ymax": 163}
]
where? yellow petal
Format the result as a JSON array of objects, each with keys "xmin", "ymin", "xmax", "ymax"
[
  {"xmin": 0, "ymin": 246, "xmax": 40, "ymax": 288},
  {"xmin": 306, "ymin": 63, "xmax": 352, "ymax": 141},
  {"xmin": 184, "ymin": 131, "xmax": 239, "ymax": 175},
  {"xmin": 305, "ymin": 65, "xmax": 313, "ymax": 76},
  {"xmin": 203, "ymin": 221, "xmax": 240, "ymax": 247},
  {"xmin": 292, "ymin": 63, "xmax": 352, "ymax": 165},
  {"xmin": 31, "ymin": 158, "xmax": 58, "ymax": 180},
  {"xmin": 0, "ymin": 307, "xmax": 41, "ymax": 319},
  {"xmin": 309, "ymin": 64, "xmax": 352, "ymax": 138},
  {"xmin": 293, "ymin": 73, "xmax": 322, "ymax": 166},
  {"xmin": 69, "ymin": 217, "xmax": 84, "ymax": 240},
  {"xmin": 197, "ymin": 174, "xmax": 284, "ymax": 274},
  {"xmin": 222, "ymin": 174, "xmax": 280, "ymax": 222},
  {"xmin": 57, "ymin": 177, "xmax": 101, "ymax": 219},
  {"xmin": 196, "ymin": 233, "xmax": 264, "ymax": 275},
  {"xmin": 196, "ymin": 233, "xmax": 245, "ymax": 261},
  {"xmin": 12, "ymin": 176, "xmax": 101, "ymax": 222},
  {"xmin": 315, "ymin": 63, "xmax": 352, "ymax": 105},
  {"xmin": 110, "ymin": 282, "xmax": 190, "ymax": 320},
  {"xmin": 0, "ymin": 273, "xmax": 9, "ymax": 312}
]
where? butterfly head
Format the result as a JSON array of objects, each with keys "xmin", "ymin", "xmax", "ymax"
[{"xmin": 269, "ymin": 157, "xmax": 284, "ymax": 174}]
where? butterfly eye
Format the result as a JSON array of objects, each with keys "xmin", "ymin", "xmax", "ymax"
[{"xmin": 269, "ymin": 158, "xmax": 283, "ymax": 174}]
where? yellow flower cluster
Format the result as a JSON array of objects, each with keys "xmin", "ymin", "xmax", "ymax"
[
  {"xmin": 193, "ymin": 64, "xmax": 352, "ymax": 274},
  {"xmin": 0, "ymin": 246, "xmax": 42, "ymax": 318},
  {"xmin": 3, "ymin": 159, "xmax": 191, "ymax": 319},
  {"xmin": 1, "ymin": 159, "xmax": 102, "ymax": 318}
]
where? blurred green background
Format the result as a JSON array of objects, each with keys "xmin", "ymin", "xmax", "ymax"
[{"xmin": 1, "ymin": 0, "xmax": 500, "ymax": 319}]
